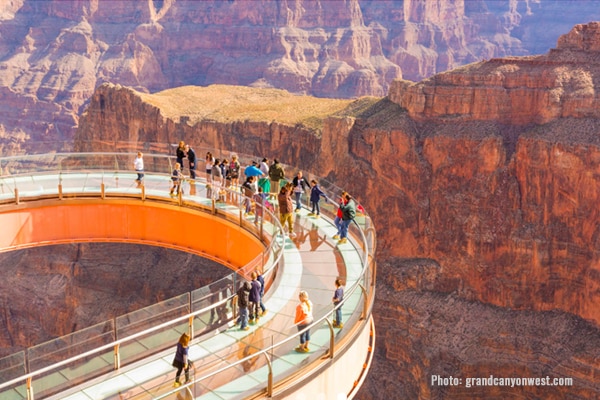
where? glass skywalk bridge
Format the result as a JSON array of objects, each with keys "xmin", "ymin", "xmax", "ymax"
[{"xmin": 0, "ymin": 152, "xmax": 376, "ymax": 399}]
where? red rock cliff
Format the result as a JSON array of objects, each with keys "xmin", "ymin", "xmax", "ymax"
[
  {"xmin": 73, "ymin": 22, "xmax": 600, "ymax": 399},
  {"xmin": 5, "ymin": 0, "xmax": 600, "ymax": 151}
]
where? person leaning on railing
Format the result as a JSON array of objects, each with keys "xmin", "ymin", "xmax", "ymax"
[{"xmin": 337, "ymin": 193, "xmax": 356, "ymax": 245}]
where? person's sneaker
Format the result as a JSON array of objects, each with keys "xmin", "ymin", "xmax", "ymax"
[
  {"xmin": 332, "ymin": 234, "xmax": 340, "ymax": 240},
  {"xmin": 332, "ymin": 322, "xmax": 339, "ymax": 328},
  {"xmin": 295, "ymin": 209, "xmax": 300, "ymax": 213},
  {"xmin": 249, "ymin": 319, "xmax": 255, "ymax": 325},
  {"xmin": 261, "ymin": 309, "xmax": 267, "ymax": 316},
  {"xmin": 242, "ymin": 326, "xmax": 250, "ymax": 331},
  {"xmin": 173, "ymin": 382, "xmax": 181, "ymax": 388},
  {"xmin": 295, "ymin": 346, "xmax": 304, "ymax": 353},
  {"xmin": 302, "ymin": 347, "xmax": 310, "ymax": 353},
  {"xmin": 337, "ymin": 238, "xmax": 348, "ymax": 244},
  {"xmin": 337, "ymin": 323, "xmax": 344, "ymax": 329},
  {"xmin": 315, "ymin": 215, "xmax": 320, "ymax": 219},
  {"xmin": 307, "ymin": 212, "xmax": 315, "ymax": 216}
]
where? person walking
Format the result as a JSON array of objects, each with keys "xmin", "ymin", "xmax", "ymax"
[
  {"xmin": 172, "ymin": 332, "xmax": 192, "ymax": 387},
  {"xmin": 294, "ymin": 290, "xmax": 313, "ymax": 353},
  {"xmin": 133, "ymin": 151, "xmax": 144, "ymax": 187},
  {"xmin": 332, "ymin": 278, "xmax": 344, "ymax": 328},
  {"xmin": 292, "ymin": 171, "xmax": 310, "ymax": 213},
  {"xmin": 308, "ymin": 179, "xmax": 327, "ymax": 217}
]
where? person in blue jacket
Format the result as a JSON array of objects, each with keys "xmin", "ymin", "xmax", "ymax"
[{"xmin": 308, "ymin": 179, "xmax": 327, "ymax": 218}]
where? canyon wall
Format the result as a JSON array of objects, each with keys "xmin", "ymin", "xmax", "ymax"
[
  {"xmin": 0, "ymin": 243, "xmax": 231, "ymax": 358},
  {"xmin": 2, "ymin": 0, "xmax": 600, "ymax": 151},
  {"xmin": 75, "ymin": 22, "xmax": 600, "ymax": 398}
]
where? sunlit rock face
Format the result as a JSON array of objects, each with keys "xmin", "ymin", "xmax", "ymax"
[
  {"xmin": 74, "ymin": 22, "xmax": 600, "ymax": 398},
  {"xmin": 3, "ymin": 0, "xmax": 600, "ymax": 152}
]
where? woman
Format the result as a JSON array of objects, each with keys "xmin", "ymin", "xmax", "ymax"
[
  {"xmin": 176, "ymin": 141, "xmax": 186, "ymax": 171},
  {"xmin": 294, "ymin": 290, "xmax": 313, "ymax": 353},
  {"xmin": 172, "ymin": 332, "xmax": 192, "ymax": 387},
  {"xmin": 205, "ymin": 152, "xmax": 215, "ymax": 180}
]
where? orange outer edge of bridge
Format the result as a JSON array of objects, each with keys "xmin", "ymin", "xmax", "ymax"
[{"xmin": 0, "ymin": 198, "xmax": 263, "ymax": 270}]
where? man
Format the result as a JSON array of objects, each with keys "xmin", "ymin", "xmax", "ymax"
[
  {"xmin": 133, "ymin": 152, "xmax": 144, "ymax": 187},
  {"xmin": 268, "ymin": 159, "xmax": 285, "ymax": 198},
  {"xmin": 338, "ymin": 193, "xmax": 356, "ymax": 245},
  {"xmin": 185, "ymin": 144, "xmax": 197, "ymax": 180}
]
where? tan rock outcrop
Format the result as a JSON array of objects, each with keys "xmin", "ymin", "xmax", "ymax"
[{"xmin": 389, "ymin": 22, "xmax": 600, "ymax": 125}]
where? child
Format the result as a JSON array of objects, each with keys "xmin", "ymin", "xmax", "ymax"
[
  {"xmin": 308, "ymin": 179, "xmax": 327, "ymax": 218},
  {"xmin": 332, "ymin": 278, "xmax": 344, "ymax": 328},
  {"xmin": 252, "ymin": 186, "xmax": 268, "ymax": 224},
  {"xmin": 172, "ymin": 332, "xmax": 191, "ymax": 387},
  {"xmin": 170, "ymin": 162, "xmax": 183, "ymax": 196}
]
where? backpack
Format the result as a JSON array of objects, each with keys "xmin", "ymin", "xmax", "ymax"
[{"xmin": 229, "ymin": 161, "xmax": 240, "ymax": 179}]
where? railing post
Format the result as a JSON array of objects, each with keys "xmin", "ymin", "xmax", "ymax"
[
  {"xmin": 114, "ymin": 343, "xmax": 121, "ymax": 370},
  {"xmin": 14, "ymin": 188, "xmax": 19, "ymax": 204},
  {"xmin": 263, "ymin": 352, "xmax": 273, "ymax": 397},
  {"xmin": 189, "ymin": 315, "xmax": 194, "ymax": 341},
  {"xmin": 58, "ymin": 183, "xmax": 63, "ymax": 200},
  {"xmin": 26, "ymin": 377, "xmax": 33, "ymax": 400},
  {"xmin": 101, "ymin": 183, "xmax": 105, "ymax": 199},
  {"xmin": 327, "ymin": 319, "xmax": 335, "ymax": 359},
  {"xmin": 141, "ymin": 184, "xmax": 145, "ymax": 201},
  {"xmin": 359, "ymin": 284, "xmax": 368, "ymax": 320}
]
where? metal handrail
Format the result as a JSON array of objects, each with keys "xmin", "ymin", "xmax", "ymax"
[{"xmin": 0, "ymin": 150, "xmax": 376, "ymax": 399}]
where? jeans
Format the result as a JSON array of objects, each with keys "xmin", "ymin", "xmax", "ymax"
[
  {"xmin": 311, "ymin": 201, "xmax": 320, "ymax": 215},
  {"xmin": 334, "ymin": 305, "xmax": 342, "ymax": 325},
  {"xmin": 340, "ymin": 219, "xmax": 352, "ymax": 239},
  {"xmin": 238, "ymin": 307, "xmax": 248, "ymax": 328},
  {"xmin": 294, "ymin": 191, "xmax": 302, "ymax": 210},
  {"xmin": 297, "ymin": 324, "xmax": 310, "ymax": 344},
  {"xmin": 334, "ymin": 216, "xmax": 342, "ymax": 235}
]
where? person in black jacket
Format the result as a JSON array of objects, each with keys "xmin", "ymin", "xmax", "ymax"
[
  {"xmin": 185, "ymin": 144, "xmax": 197, "ymax": 180},
  {"xmin": 176, "ymin": 141, "xmax": 186, "ymax": 171},
  {"xmin": 236, "ymin": 281, "xmax": 252, "ymax": 331}
]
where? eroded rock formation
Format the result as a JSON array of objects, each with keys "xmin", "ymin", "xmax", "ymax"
[
  {"xmin": 74, "ymin": 22, "xmax": 600, "ymax": 398},
  {"xmin": 2, "ymin": 0, "xmax": 600, "ymax": 151},
  {"xmin": 0, "ymin": 243, "xmax": 231, "ymax": 358}
]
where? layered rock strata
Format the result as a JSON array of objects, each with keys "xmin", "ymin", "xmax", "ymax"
[
  {"xmin": 72, "ymin": 22, "xmax": 600, "ymax": 398},
  {"xmin": 3, "ymin": 0, "xmax": 600, "ymax": 149}
]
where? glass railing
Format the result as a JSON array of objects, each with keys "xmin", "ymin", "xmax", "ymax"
[{"xmin": 0, "ymin": 147, "xmax": 376, "ymax": 399}]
